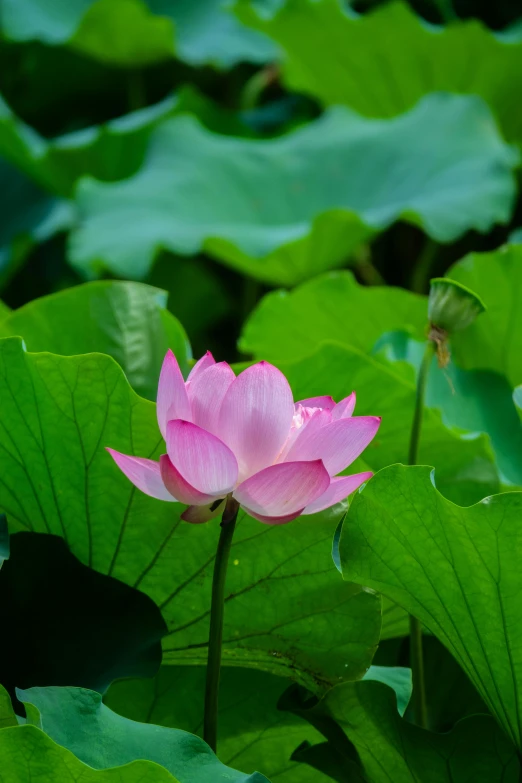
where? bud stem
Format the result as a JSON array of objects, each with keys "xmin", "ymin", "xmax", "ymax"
[
  {"xmin": 407, "ymin": 340, "xmax": 435, "ymax": 730},
  {"xmin": 407, "ymin": 341, "xmax": 435, "ymax": 466},
  {"xmin": 203, "ymin": 496, "xmax": 239, "ymax": 753}
]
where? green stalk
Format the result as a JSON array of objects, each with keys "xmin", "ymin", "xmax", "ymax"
[
  {"xmin": 240, "ymin": 64, "xmax": 279, "ymax": 110},
  {"xmin": 353, "ymin": 244, "xmax": 386, "ymax": 287},
  {"xmin": 407, "ymin": 342, "xmax": 434, "ymax": 466},
  {"xmin": 409, "ymin": 614, "xmax": 428, "ymax": 728},
  {"xmin": 407, "ymin": 340, "xmax": 435, "ymax": 729},
  {"xmin": 203, "ymin": 497, "xmax": 239, "ymax": 752}
]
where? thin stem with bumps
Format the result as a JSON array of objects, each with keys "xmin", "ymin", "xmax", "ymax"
[
  {"xmin": 203, "ymin": 496, "xmax": 239, "ymax": 752},
  {"xmin": 407, "ymin": 340, "xmax": 435, "ymax": 729}
]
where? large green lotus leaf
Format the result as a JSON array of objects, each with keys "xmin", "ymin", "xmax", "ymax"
[
  {"xmin": 0, "ymin": 726, "xmax": 181, "ymax": 782},
  {"xmin": 148, "ymin": 0, "xmax": 278, "ymax": 67},
  {"xmin": 242, "ymin": 272, "xmax": 520, "ymax": 491},
  {"xmin": 281, "ymin": 677, "xmax": 519, "ymax": 782},
  {"xmin": 68, "ymin": 0, "xmax": 175, "ymax": 66},
  {"xmin": 69, "ymin": 94, "xmax": 518, "ymax": 286},
  {"xmin": 1, "ymin": 684, "xmax": 177, "ymax": 780},
  {"xmin": 340, "ymin": 463, "xmax": 522, "ymax": 749},
  {"xmin": 0, "ymin": 93, "xmax": 182, "ymax": 197},
  {"xmin": 0, "ymin": 0, "xmax": 93, "ymax": 43},
  {"xmin": 333, "ymin": 519, "xmax": 408, "ymax": 641},
  {"xmin": 0, "ymin": 281, "xmax": 190, "ymax": 400},
  {"xmin": 0, "ymin": 0, "xmax": 276, "ymax": 68},
  {"xmin": 380, "ymin": 598, "xmax": 409, "ymax": 640},
  {"xmin": 277, "ymin": 343, "xmax": 499, "ymax": 506},
  {"xmin": 446, "ymin": 245, "xmax": 522, "ymax": 388},
  {"xmin": 237, "ymin": 0, "xmax": 522, "ymax": 146},
  {"xmin": 0, "ymin": 338, "xmax": 380, "ymax": 689},
  {"xmin": 106, "ymin": 666, "xmax": 329, "ymax": 782},
  {"xmin": 0, "ymin": 686, "xmax": 16, "ymax": 730},
  {"xmin": 515, "ymin": 386, "xmax": 522, "ymax": 422},
  {"xmin": 0, "ymin": 88, "xmax": 253, "ymax": 199},
  {"xmin": 0, "ymin": 0, "xmax": 175, "ymax": 67},
  {"xmin": 242, "ymin": 269, "xmax": 519, "ymax": 490},
  {"xmin": 239, "ymin": 270, "xmax": 427, "ymax": 361},
  {"xmin": 106, "ymin": 666, "xmax": 409, "ymax": 781},
  {"xmin": 375, "ymin": 332, "xmax": 522, "ymax": 488},
  {"xmin": 18, "ymin": 686, "xmax": 269, "ymax": 783},
  {"xmin": 0, "ymin": 159, "xmax": 73, "ymax": 284}
]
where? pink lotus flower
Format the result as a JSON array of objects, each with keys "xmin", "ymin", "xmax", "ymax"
[{"xmin": 107, "ymin": 351, "xmax": 380, "ymax": 525}]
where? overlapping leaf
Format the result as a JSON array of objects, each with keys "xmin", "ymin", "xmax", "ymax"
[
  {"xmin": 0, "ymin": 281, "xmax": 190, "ymax": 399},
  {"xmin": 0, "ymin": 686, "xmax": 16, "ymax": 730},
  {"xmin": 0, "ymin": 0, "xmax": 176, "ymax": 66},
  {"xmin": 242, "ymin": 261, "xmax": 522, "ymax": 492},
  {"xmin": 0, "ymin": 683, "xmax": 178, "ymax": 781},
  {"xmin": 375, "ymin": 332, "xmax": 522, "ymax": 488},
  {"xmin": 277, "ymin": 343, "xmax": 498, "ymax": 506},
  {"xmin": 106, "ymin": 666, "xmax": 329, "ymax": 782},
  {"xmin": 447, "ymin": 244, "xmax": 522, "ymax": 388},
  {"xmin": 282, "ymin": 676, "xmax": 518, "ymax": 782},
  {"xmin": 515, "ymin": 386, "xmax": 522, "ymax": 419},
  {"xmin": 0, "ymin": 160, "xmax": 73, "ymax": 285},
  {"xmin": 19, "ymin": 685, "xmax": 269, "ymax": 782},
  {"xmin": 340, "ymin": 464, "xmax": 522, "ymax": 749},
  {"xmin": 0, "ymin": 0, "xmax": 275, "ymax": 68},
  {"xmin": 380, "ymin": 598, "xmax": 410, "ymax": 641},
  {"xmin": 69, "ymin": 94, "xmax": 518, "ymax": 285},
  {"xmin": 0, "ymin": 338, "xmax": 380, "ymax": 689},
  {"xmin": 152, "ymin": 0, "xmax": 278, "ymax": 67},
  {"xmin": 237, "ymin": 0, "xmax": 522, "ymax": 145},
  {"xmin": 0, "ymin": 728, "xmax": 180, "ymax": 782},
  {"xmin": 0, "ymin": 684, "xmax": 270, "ymax": 782},
  {"xmin": 240, "ymin": 270, "xmax": 427, "ymax": 361},
  {"xmin": 0, "ymin": 93, "xmax": 181, "ymax": 197}
]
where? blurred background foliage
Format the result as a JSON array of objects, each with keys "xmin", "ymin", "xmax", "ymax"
[
  {"xmin": 1, "ymin": 0, "xmax": 522, "ymax": 361},
  {"xmin": 2, "ymin": 3, "xmax": 522, "ymax": 779}
]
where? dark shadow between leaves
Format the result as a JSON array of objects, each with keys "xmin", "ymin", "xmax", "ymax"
[
  {"xmin": 0, "ymin": 532, "xmax": 167, "ymax": 711},
  {"xmin": 0, "ymin": 514, "xmax": 8, "ymax": 563}
]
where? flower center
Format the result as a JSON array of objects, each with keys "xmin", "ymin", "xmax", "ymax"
[{"xmin": 291, "ymin": 404, "xmax": 320, "ymax": 431}]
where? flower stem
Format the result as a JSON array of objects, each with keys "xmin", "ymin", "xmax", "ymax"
[
  {"xmin": 240, "ymin": 63, "xmax": 279, "ymax": 110},
  {"xmin": 407, "ymin": 341, "xmax": 434, "ymax": 466},
  {"xmin": 353, "ymin": 244, "xmax": 386, "ymax": 287},
  {"xmin": 409, "ymin": 614, "xmax": 428, "ymax": 728},
  {"xmin": 407, "ymin": 340, "xmax": 434, "ymax": 729},
  {"xmin": 203, "ymin": 496, "xmax": 239, "ymax": 752}
]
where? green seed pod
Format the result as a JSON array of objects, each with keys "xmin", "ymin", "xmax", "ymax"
[{"xmin": 428, "ymin": 278, "xmax": 486, "ymax": 334}]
